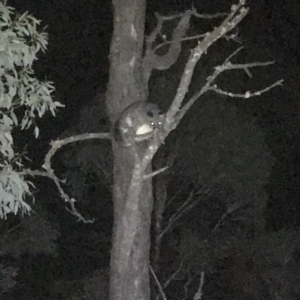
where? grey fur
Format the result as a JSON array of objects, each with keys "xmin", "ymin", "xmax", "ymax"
[{"xmin": 114, "ymin": 101, "xmax": 165, "ymax": 146}]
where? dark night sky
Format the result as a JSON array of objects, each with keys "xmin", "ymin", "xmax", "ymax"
[
  {"xmin": 2, "ymin": 1, "xmax": 300, "ymax": 299},
  {"xmin": 8, "ymin": 0, "xmax": 300, "ymax": 229}
]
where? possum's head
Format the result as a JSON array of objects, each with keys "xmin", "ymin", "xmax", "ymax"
[
  {"xmin": 145, "ymin": 103, "xmax": 165, "ymax": 126},
  {"xmin": 146, "ymin": 109, "xmax": 165, "ymax": 128},
  {"xmin": 135, "ymin": 106, "xmax": 165, "ymax": 136}
]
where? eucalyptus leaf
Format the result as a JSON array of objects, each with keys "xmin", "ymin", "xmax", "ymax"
[{"xmin": 0, "ymin": 1, "xmax": 64, "ymax": 219}]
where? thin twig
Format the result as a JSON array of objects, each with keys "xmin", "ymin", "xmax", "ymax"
[
  {"xmin": 210, "ymin": 79, "xmax": 283, "ymax": 98},
  {"xmin": 20, "ymin": 132, "xmax": 110, "ymax": 223},
  {"xmin": 144, "ymin": 166, "xmax": 168, "ymax": 180},
  {"xmin": 150, "ymin": 265, "xmax": 167, "ymax": 300},
  {"xmin": 153, "ymin": 33, "xmax": 207, "ymax": 52},
  {"xmin": 193, "ymin": 271, "xmax": 205, "ymax": 300}
]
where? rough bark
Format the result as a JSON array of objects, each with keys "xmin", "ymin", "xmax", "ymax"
[
  {"xmin": 105, "ymin": 0, "xmax": 152, "ymax": 299},
  {"xmin": 104, "ymin": 1, "xmax": 256, "ymax": 299}
]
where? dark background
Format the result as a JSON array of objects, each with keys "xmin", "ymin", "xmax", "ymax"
[
  {"xmin": 1, "ymin": 0, "xmax": 300, "ymax": 299},
  {"xmin": 9, "ymin": 0, "xmax": 299, "ymax": 228}
]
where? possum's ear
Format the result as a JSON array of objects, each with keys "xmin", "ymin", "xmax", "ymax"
[{"xmin": 146, "ymin": 111, "xmax": 154, "ymax": 118}]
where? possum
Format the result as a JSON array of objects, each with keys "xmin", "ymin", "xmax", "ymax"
[{"xmin": 114, "ymin": 101, "xmax": 165, "ymax": 146}]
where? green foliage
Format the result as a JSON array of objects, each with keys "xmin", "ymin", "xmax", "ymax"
[
  {"xmin": 0, "ymin": 1, "xmax": 63, "ymax": 219},
  {"xmin": 0, "ymin": 165, "xmax": 32, "ymax": 218}
]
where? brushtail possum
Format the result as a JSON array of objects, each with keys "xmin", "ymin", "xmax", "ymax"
[{"xmin": 114, "ymin": 101, "xmax": 165, "ymax": 146}]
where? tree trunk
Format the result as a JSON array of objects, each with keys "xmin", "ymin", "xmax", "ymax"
[
  {"xmin": 105, "ymin": 0, "xmax": 152, "ymax": 299},
  {"xmin": 104, "ymin": 1, "xmax": 252, "ymax": 299}
]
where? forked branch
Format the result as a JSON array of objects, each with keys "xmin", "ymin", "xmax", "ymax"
[
  {"xmin": 176, "ymin": 47, "xmax": 283, "ymax": 125},
  {"xmin": 21, "ymin": 133, "xmax": 110, "ymax": 223},
  {"xmin": 140, "ymin": 1, "xmax": 251, "ymax": 171},
  {"xmin": 165, "ymin": 0, "xmax": 249, "ymax": 127}
]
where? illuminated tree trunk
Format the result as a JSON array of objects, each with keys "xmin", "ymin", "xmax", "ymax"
[
  {"xmin": 104, "ymin": 1, "xmax": 255, "ymax": 299},
  {"xmin": 105, "ymin": 0, "xmax": 152, "ymax": 299}
]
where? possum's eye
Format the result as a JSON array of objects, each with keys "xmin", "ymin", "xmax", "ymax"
[
  {"xmin": 147, "ymin": 111, "xmax": 154, "ymax": 118},
  {"xmin": 150, "ymin": 121, "xmax": 155, "ymax": 127}
]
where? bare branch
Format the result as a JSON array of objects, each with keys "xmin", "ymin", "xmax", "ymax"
[
  {"xmin": 146, "ymin": 13, "xmax": 163, "ymax": 46},
  {"xmin": 225, "ymin": 31, "xmax": 243, "ymax": 44},
  {"xmin": 153, "ymin": 33, "xmax": 207, "ymax": 53},
  {"xmin": 150, "ymin": 266, "xmax": 167, "ymax": 300},
  {"xmin": 160, "ymin": 178, "xmax": 220, "ymax": 239},
  {"xmin": 156, "ymin": 11, "xmax": 191, "ymax": 21},
  {"xmin": 192, "ymin": 11, "xmax": 228, "ymax": 19},
  {"xmin": 224, "ymin": 45, "xmax": 244, "ymax": 62},
  {"xmin": 176, "ymin": 47, "xmax": 282, "ymax": 124},
  {"xmin": 165, "ymin": 1, "xmax": 249, "ymax": 130},
  {"xmin": 213, "ymin": 201, "xmax": 244, "ymax": 232},
  {"xmin": 183, "ymin": 275, "xmax": 196, "ymax": 300},
  {"xmin": 165, "ymin": 184, "xmax": 185, "ymax": 209},
  {"xmin": 193, "ymin": 271, "xmax": 205, "ymax": 300},
  {"xmin": 210, "ymin": 79, "xmax": 283, "ymax": 98},
  {"xmin": 143, "ymin": 11, "xmax": 192, "ymax": 82},
  {"xmin": 144, "ymin": 166, "xmax": 168, "ymax": 180},
  {"xmin": 20, "ymin": 132, "xmax": 110, "ymax": 223},
  {"xmin": 23, "ymin": 169, "xmax": 94, "ymax": 223},
  {"xmin": 159, "ymin": 189, "xmax": 201, "ymax": 239},
  {"xmin": 43, "ymin": 133, "xmax": 110, "ymax": 171},
  {"xmin": 163, "ymin": 258, "xmax": 185, "ymax": 289},
  {"xmin": 153, "ymin": 8, "xmax": 228, "ymax": 22},
  {"xmin": 156, "ymin": 253, "xmax": 191, "ymax": 300},
  {"xmin": 146, "ymin": 6, "xmax": 230, "ymax": 76}
]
